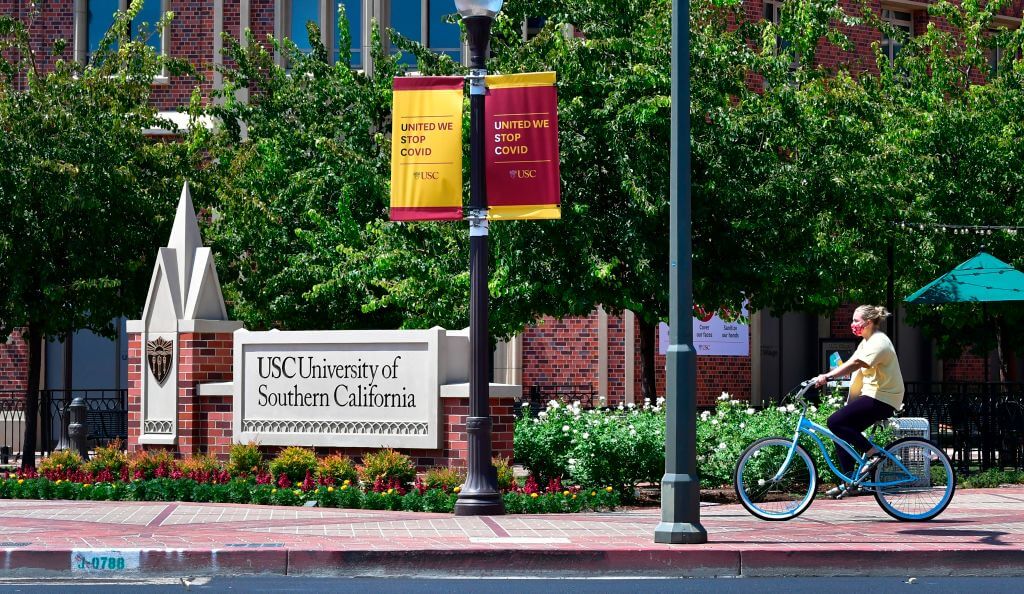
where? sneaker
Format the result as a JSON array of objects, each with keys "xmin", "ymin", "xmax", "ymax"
[
  {"xmin": 857, "ymin": 454, "xmax": 884, "ymax": 480},
  {"xmin": 826, "ymin": 483, "xmax": 868, "ymax": 499}
]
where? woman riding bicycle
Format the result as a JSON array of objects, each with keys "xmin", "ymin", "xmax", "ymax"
[{"xmin": 813, "ymin": 304, "xmax": 905, "ymax": 497}]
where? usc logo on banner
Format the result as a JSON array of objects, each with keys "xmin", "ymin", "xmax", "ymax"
[{"xmin": 389, "ymin": 77, "xmax": 465, "ymax": 221}]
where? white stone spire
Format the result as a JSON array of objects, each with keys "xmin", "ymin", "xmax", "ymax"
[{"xmin": 167, "ymin": 181, "xmax": 204, "ymax": 308}]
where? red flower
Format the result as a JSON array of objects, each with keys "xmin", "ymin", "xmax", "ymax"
[
  {"xmin": 524, "ymin": 475, "xmax": 539, "ymax": 495},
  {"xmin": 277, "ymin": 474, "xmax": 291, "ymax": 489},
  {"xmin": 302, "ymin": 470, "xmax": 315, "ymax": 492}
]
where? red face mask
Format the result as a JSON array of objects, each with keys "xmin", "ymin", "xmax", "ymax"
[{"xmin": 850, "ymin": 321, "xmax": 866, "ymax": 337}]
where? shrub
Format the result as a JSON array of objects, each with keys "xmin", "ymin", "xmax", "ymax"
[
  {"xmin": 179, "ymin": 454, "xmax": 223, "ymax": 476},
  {"xmin": 514, "ymin": 389, "xmax": 894, "ymax": 493},
  {"xmin": 129, "ymin": 449, "xmax": 177, "ymax": 479},
  {"xmin": 38, "ymin": 450, "xmax": 84, "ymax": 474},
  {"xmin": 493, "ymin": 456, "xmax": 515, "ymax": 491},
  {"xmin": 228, "ymin": 441, "xmax": 266, "ymax": 477},
  {"xmin": 84, "ymin": 439, "xmax": 128, "ymax": 475},
  {"xmin": 358, "ymin": 449, "xmax": 416, "ymax": 488},
  {"xmin": 317, "ymin": 454, "xmax": 358, "ymax": 485},
  {"xmin": 961, "ymin": 469, "xmax": 1024, "ymax": 488},
  {"xmin": 424, "ymin": 467, "xmax": 466, "ymax": 491},
  {"xmin": 269, "ymin": 447, "xmax": 318, "ymax": 485}
]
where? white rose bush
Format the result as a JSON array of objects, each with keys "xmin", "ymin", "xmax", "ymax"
[{"xmin": 515, "ymin": 390, "xmax": 895, "ymax": 498}]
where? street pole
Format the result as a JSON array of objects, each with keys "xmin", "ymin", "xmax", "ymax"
[
  {"xmin": 655, "ymin": 0, "xmax": 707, "ymax": 544},
  {"xmin": 454, "ymin": 1, "xmax": 505, "ymax": 516}
]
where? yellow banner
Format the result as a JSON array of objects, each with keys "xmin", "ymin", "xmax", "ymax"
[{"xmin": 390, "ymin": 77, "xmax": 465, "ymax": 221}]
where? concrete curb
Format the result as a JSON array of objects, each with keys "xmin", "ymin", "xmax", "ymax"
[{"xmin": 4, "ymin": 547, "xmax": 1024, "ymax": 578}]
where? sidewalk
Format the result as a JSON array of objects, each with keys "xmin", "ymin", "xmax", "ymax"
[{"xmin": 1, "ymin": 488, "xmax": 1023, "ymax": 578}]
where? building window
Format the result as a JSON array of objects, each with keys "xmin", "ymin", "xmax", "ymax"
[
  {"xmin": 388, "ymin": 1, "xmax": 463, "ymax": 67},
  {"xmin": 277, "ymin": 1, "xmax": 363, "ymax": 68},
  {"xmin": 881, "ymin": 8, "xmax": 913, "ymax": 65},
  {"xmin": 79, "ymin": 0, "xmax": 167, "ymax": 65},
  {"xmin": 285, "ymin": 0, "xmax": 323, "ymax": 55},
  {"xmin": 763, "ymin": 1, "xmax": 797, "ymax": 70}
]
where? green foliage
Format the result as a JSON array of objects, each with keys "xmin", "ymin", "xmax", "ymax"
[
  {"xmin": 493, "ymin": 456, "xmax": 515, "ymax": 491},
  {"xmin": 83, "ymin": 440, "xmax": 129, "ymax": 475},
  {"xmin": 268, "ymin": 447, "xmax": 318, "ymax": 484},
  {"xmin": 960, "ymin": 469, "xmax": 1024, "ymax": 489},
  {"xmin": 0, "ymin": 7, "xmax": 205, "ymax": 467},
  {"xmin": 316, "ymin": 454, "xmax": 359, "ymax": 485},
  {"xmin": 128, "ymin": 449, "xmax": 177, "ymax": 479},
  {"xmin": 228, "ymin": 441, "xmax": 266, "ymax": 477},
  {"xmin": 357, "ymin": 449, "xmax": 416, "ymax": 487},
  {"xmin": 515, "ymin": 391, "xmax": 898, "ymax": 492},
  {"xmin": 424, "ymin": 467, "xmax": 466, "ymax": 491},
  {"xmin": 38, "ymin": 450, "xmax": 83, "ymax": 474}
]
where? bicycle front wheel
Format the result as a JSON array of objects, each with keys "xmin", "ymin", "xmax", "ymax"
[
  {"xmin": 874, "ymin": 437, "xmax": 956, "ymax": 521},
  {"xmin": 734, "ymin": 437, "xmax": 817, "ymax": 521}
]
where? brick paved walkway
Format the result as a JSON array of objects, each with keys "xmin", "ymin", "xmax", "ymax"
[{"xmin": 1, "ymin": 488, "xmax": 1023, "ymax": 577}]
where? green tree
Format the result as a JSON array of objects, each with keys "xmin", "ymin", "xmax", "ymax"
[
  {"xmin": 206, "ymin": 14, "xmax": 417, "ymax": 332},
  {"xmin": 0, "ymin": 2, "xmax": 203, "ymax": 468}
]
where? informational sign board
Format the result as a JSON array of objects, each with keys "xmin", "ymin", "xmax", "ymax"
[
  {"xmin": 658, "ymin": 306, "xmax": 750, "ymax": 357},
  {"xmin": 389, "ymin": 77, "xmax": 464, "ymax": 221},
  {"xmin": 484, "ymin": 72, "xmax": 561, "ymax": 220},
  {"xmin": 233, "ymin": 329, "xmax": 443, "ymax": 448}
]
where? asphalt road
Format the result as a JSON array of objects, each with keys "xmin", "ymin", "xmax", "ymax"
[{"xmin": 0, "ymin": 576, "xmax": 1022, "ymax": 593}]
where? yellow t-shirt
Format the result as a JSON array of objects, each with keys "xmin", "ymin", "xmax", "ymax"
[{"xmin": 849, "ymin": 332, "xmax": 904, "ymax": 411}]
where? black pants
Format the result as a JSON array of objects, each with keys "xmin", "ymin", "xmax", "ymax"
[{"xmin": 827, "ymin": 395, "xmax": 897, "ymax": 475}]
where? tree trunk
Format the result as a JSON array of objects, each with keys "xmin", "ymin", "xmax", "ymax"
[
  {"xmin": 21, "ymin": 324, "xmax": 42, "ymax": 470},
  {"xmin": 996, "ymin": 315, "xmax": 1016, "ymax": 383},
  {"xmin": 638, "ymin": 318, "xmax": 657, "ymax": 406}
]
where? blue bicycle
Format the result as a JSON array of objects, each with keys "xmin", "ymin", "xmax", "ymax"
[{"xmin": 734, "ymin": 380, "xmax": 956, "ymax": 521}]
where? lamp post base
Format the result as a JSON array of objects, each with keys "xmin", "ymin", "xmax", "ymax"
[
  {"xmin": 655, "ymin": 472, "xmax": 707, "ymax": 544},
  {"xmin": 453, "ymin": 492, "xmax": 505, "ymax": 516},
  {"xmin": 654, "ymin": 521, "xmax": 708, "ymax": 544}
]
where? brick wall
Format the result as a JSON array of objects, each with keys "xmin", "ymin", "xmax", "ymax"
[
  {"xmin": 943, "ymin": 352, "xmax": 987, "ymax": 382},
  {"xmin": 522, "ymin": 309, "xmax": 753, "ymax": 407},
  {"xmin": 188, "ymin": 395, "xmax": 515, "ymax": 469},
  {"xmin": 0, "ymin": 330, "xmax": 28, "ymax": 392}
]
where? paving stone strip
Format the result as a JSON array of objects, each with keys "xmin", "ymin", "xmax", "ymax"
[{"xmin": 0, "ymin": 488, "xmax": 1022, "ymax": 577}]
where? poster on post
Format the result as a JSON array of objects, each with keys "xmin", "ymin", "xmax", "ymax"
[
  {"xmin": 484, "ymin": 72, "xmax": 561, "ymax": 220},
  {"xmin": 389, "ymin": 77, "xmax": 465, "ymax": 221},
  {"xmin": 658, "ymin": 304, "xmax": 750, "ymax": 357}
]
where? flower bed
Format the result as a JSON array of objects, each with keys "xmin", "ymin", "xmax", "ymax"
[
  {"xmin": 0, "ymin": 445, "xmax": 620, "ymax": 514},
  {"xmin": 515, "ymin": 390, "xmax": 897, "ymax": 497}
]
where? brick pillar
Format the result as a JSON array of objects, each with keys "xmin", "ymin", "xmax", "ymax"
[
  {"xmin": 127, "ymin": 333, "xmax": 143, "ymax": 452},
  {"xmin": 442, "ymin": 392, "xmax": 519, "ymax": 468},
  {"xmin": 177, "ymin": 332, "xmax": 234, "ymax": 457}
]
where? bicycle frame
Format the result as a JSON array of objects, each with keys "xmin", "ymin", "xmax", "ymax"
[{"xmin": 772, "ymin": 384, "xmax": 918, "ymax": 489}]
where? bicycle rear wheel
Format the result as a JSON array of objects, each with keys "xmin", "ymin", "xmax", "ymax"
[
  {"xmin": 735, "ymin": 437, "xmax": 817, "ymax": 521},
  {"xmin": 873, "ymin": 437, "xmax": 956, "ymax": 521}
]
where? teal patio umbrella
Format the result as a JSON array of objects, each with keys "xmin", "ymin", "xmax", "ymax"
[
  {"xmin": 906, "ymin": 252, "xmax": 1024, "ymax": 304},
  {"xmin": 906, "ymin": 252, "xmax": 1024, "ymax": 381}
]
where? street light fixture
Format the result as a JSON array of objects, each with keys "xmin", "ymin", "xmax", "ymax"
[
  {"xmin": 453, "ymin": 0, "xmax": 505, "ymax": 517},
  {"xmin": 655, "ymin": 0, "xmax": 707, "ymax": 544}
]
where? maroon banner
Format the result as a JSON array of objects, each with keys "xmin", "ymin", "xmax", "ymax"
[{"xmin": 484, "ymin": 72, "xmax": 561, "ymax": 220}]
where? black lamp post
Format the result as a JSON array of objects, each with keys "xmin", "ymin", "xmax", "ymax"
[
  {"xmin": 654, "ymin": 0, "xmax": 707, "ymax": 543},
  {"xmin": 453, "ymin": 0, "xmax": 505, "ymax": 517}
]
